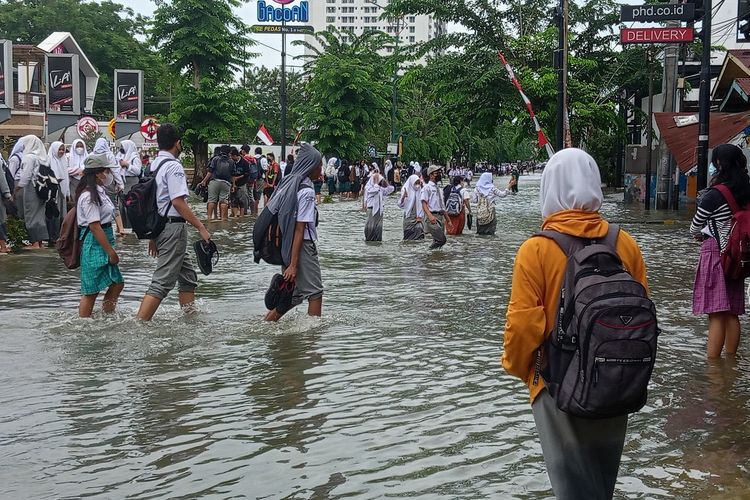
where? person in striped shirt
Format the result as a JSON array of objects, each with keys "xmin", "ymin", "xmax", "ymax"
[{"xmin": 690, "ymin": 144, "xmax": 750, "ymax": 358}]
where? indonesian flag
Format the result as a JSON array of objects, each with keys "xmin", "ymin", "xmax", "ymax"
[{"xmin": 256, "ymin": 124, "xmax": 274, "ymax": 146}]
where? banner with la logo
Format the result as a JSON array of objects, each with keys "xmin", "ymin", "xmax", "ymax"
[
  {"xmin": 114, "ymin": 70, "xmax": 143, "ymax": 122},
  {"xmin": 46, "ymin": 53, "xmax": 80, "ymax": 115}
]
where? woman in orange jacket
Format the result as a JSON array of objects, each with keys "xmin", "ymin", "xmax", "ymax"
[{"xmin": 502, "ymin": 148, "xmax": 649, "ymax": 500}]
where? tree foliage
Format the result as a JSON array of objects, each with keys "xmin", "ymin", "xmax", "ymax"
[
  {"xmin": 243, "ymin": 67, "xmax": 306, "ymax": 147},
  {"xmin": 293, "ymin": 28, "xmax": 391, "ymax": 160},
  {"xmin": 0, "ymin": 0, "xmax": 170, "ymax": 116}
]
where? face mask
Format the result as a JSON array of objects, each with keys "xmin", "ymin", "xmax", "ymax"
[
  {"xmin": 435, "ymin": 174, "xmax": 442, "ymax": 182},
  {"xmin": 709, "ymin": 162, "xmax": 717, "ymax": 177},
  {"xmin": 75, "ymin": 147, "xmax": 84, "ymax": 154},
  {"xmin": 104, "ymin": 172, "xmax": 114, "ymax": 186}
]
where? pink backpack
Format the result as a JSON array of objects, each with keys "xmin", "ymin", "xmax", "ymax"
[{"xmin": 714, "ymin": 184, "xmax": 750, "ymax": 279}]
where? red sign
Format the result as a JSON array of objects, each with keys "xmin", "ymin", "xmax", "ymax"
[
  {"xmin": 140, "ymin": 117, "xmax": 160, "ymax": 141},
  {"xmin": 621, "ymin": 28, "xmax": 694, "ymax": 44}
]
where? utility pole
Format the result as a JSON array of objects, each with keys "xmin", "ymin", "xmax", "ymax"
[
  {"xmin": 646, "ymin": 49, "xmax": 655, "ymax": 211},
  {"xmin": 697, "ymin": 0, "xmax": 712, "ymax": 191},
  {"xmin": 391, "ymin": 16, "xmax": 399, "ymax": 145},
  {"xmin": 657, "ymin": 35, "xmax": 679, "ymax": 209},
  {"xmin": 555, "ymin": 0, "xmax": 568, "ymax": 150},
  {"xmin": 281, "ymin": 4, "xmax": 287, "ymax": 162}
]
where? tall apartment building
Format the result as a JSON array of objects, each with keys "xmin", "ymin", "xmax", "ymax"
[{"xmin": 305, "ymin": 0, "xmax": 446, "ymax": 60}]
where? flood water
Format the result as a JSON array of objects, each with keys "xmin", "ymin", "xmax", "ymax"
[{"xmin": 1, "ymin": 175, "xmax": 748, "ymax": 499}]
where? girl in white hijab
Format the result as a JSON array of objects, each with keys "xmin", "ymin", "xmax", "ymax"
[
  {"xmin": 48, "ymin": 141, "xmax": 70, "ymax": 200},
  {"xmin": 471, "ymin": 172, "xmax": 514, "ymax": 235},
  {"xmin": 539, "ymin": 148, "xmax": 603, "ymax": 219},
  {"xmin": 16, "ymin": 136, "xmax": 54, "ymax": 248},
  {"xmin": 364, "ymin": 167, "xmax": 395, "ymax": 241},
  {"xmin": 94, "ymin": 138, "xmax": 125, "ymax": 236},
  {"xmin": 68, "ymin": 138, "xmax": 88, "ymax": 194},
  {"xmin": 398, "ymin": 174, "xmax": 425, "ymax": 240}
]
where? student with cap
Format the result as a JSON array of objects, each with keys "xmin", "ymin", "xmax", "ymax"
[
  {"xmin": 137, "ymin": 124, "xmax": 212, "ymax": 321},
  {"xmin": 421, "ymin": 165, "xmax": 452, "ymax": 249},
  {"xmin": 75, "ymin": 152, "xmax": 125, "ymax": 317}
]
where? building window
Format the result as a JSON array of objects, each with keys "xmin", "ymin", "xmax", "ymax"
[
  {"xmin": 409, "ymin": 36, "xmax": 415, "ymax": 42},
  {"xmin": 409, "ymin": 26, "xmax": 415, "ymax": 33},
  {"xmin": 326, "ymin": 7, "xmax": 335, "ymax": 12},
  {"xmin": 326, "ymin": 16, "xmax": 335, "ymax": 22},
  {"xmin": 409, "ymin": 16, "xmax": 416, "ymax": 22}
]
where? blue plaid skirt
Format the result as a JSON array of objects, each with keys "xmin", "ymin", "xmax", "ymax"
[{"xmin": 80, "ymin": 224, "xmax": 124, "ymax": 295}]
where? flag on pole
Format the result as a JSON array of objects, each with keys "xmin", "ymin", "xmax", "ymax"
[
  {"xmin": 256, "ymin": 124, "xmax": 274, "ymax": 146},
  {"xmin": 498, "ymin": 51, "xmax": 555, "ymax": 159}
]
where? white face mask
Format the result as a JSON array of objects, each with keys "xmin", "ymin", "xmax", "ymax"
[
  {"xmin": 75, "ymin": 147, "xmax": 85, "ymax": 154},
  {"xmin": 104, "ymin": 171, "xmax": 114, "ymax": 186}
]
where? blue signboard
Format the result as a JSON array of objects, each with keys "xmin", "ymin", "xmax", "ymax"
[{"xmin": 257, "ymin": 0, "xmax": 309, "ymax": 23}]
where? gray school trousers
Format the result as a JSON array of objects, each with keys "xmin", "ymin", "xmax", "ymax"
[
  {"xmin": 425, "ymin": 214, "xmax": 447, "ymax": 246},
  {"xmin": 532, "ymin": 389, "xmax": 628, "ymax": 500},
  {"xmin": 146, "ymin": 222, "xmax": 198, "ymax": 300}
]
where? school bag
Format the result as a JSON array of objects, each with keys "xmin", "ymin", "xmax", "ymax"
[
  {"xmin": 534, "ymin": 225, "xmax": 659, "ymax": 419},
  {"xmin": 33, "ymin": 163, "xmax": 60, "ymax": 203},
  {"xmin": 337, "ymin": 166, "xmax": 348, "ymax": 183},
  {"xmin": 713, "ymin": 184, "xmax": 750, "ymax": 280},
  {"xmin": 476, "ymin": 195, "xmax": 494, "ymax": 225},
  {"xmin": 253, "ymin": 186, "xmax": 315, "ymax": 266},
  {"xmin": 213, "ymin": 155, "xmax": 234, "ymax": 182},
  {"xmin": 124, "ymin": 159, "xmax": 178, "ymax": 240},
  {"xmin": 1, "ymin": 158, "xmax": 14, "ymax": 192},
  {"xmin": 56, "ymin": 207, "xmax": 89, "ymax": 269},
  {"xmin": 248, "ymin": 157, "xmax": 260, "ymax": 182},
  {"xmin": 445, "ymin": 186, "xmax": 464, "ymax": 216}
]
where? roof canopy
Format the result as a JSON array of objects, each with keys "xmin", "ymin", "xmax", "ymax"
[
  {"xmin": 654, "ymin": 111, "xmax": 750, "ymax": 173},
  {"xmin": 37, "ymin": 32, "xmax": 99, "ymax": 113}
]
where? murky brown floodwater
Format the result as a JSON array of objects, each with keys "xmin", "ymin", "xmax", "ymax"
[{"xmin": 1, "ymin": 174, "xmax": 748, "ymax": 499}]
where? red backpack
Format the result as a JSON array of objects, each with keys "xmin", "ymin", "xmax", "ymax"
[{"xmin": 714, "ymin": 184, "xmax": 750, "ymax": 279}]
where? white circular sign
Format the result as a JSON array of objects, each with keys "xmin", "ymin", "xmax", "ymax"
[
  {"xmin": 77, "ymin": 116, "xmax": 99, "ymax": 139},
  {"xmin": 140, "ymin": 117, "xmax": 160, "ymax": 142}
]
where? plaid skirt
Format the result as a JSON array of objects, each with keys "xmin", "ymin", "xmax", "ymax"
[
  {"xmin": 693, "ymin": 237, "xmax": 745, "ymax": 315},
  {"xmin": 80, "ymin": 224, "xmax": 124, "ymax": 295}
]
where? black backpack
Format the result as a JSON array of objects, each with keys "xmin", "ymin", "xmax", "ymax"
[
  {"xmin": 248, "ymin": 157, "xmax": 260, "ymax": 181},
  {"xmin": 534, "ymin": 225, "xmax": 659, "ymax": 419},
  {"xmin": 337, "ymin": 166, "xmax": 348, "ymax": 182},
  {"xmin": 33, "ymin": 163, "xmax": 60, "ymax": 203},
  {"xmin": 213, "ymin": 155, "xmax": 234, "ymax": 182},
  {"xmin": 2, "ymin": 158, "xmax": 14, "ymax": 192},
  {"xmin": 124, "ymin": 159, "xmax": 178, "ymax": 240},
  {"xmin": 253, "ymin": 186, "xmax": 313, "ymax": 266}
]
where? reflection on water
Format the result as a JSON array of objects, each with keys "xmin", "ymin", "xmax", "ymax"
[{"xmin": 1, "ymin": 175, "xmax": 748, "ymax": 498}]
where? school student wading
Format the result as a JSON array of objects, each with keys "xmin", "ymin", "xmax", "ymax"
[
  {"xmin": 137, "ymin": 124, "xmax": 212, "ymax": 321},
  {"xmin": 421, "ymin": 165, "xmax": 452, "ymax": 249},
  {"xmin": 502, "ymin": 149, "xmax": 651, "ymax": 500}
]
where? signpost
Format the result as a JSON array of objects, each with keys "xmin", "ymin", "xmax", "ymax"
[
  {"xmin": 114, "ymin": 69, "xmax": 144, "ymax": 138},
  {"xmin": 251, "ymin": 24, "xmax": 313, "ymax": 34},
  {"xmin": 0, "ymin": 40, "xmax": 13, "ymax": 124},
  {"xmin": 620, "ymin": 5, "xmax": 696, "ymax": 211},
  {"xmin": 620, "ymin": 28, "xmax": 694, "ymax": 44},
  {"xmin": 76, "ymin": 116, "xmax": 99, "ymax": 139},
  {"xmin": 620, "ymin": 3, "xmax": 695, "ymax": 22},
  {"xmin": 140, "ymin": 117, "xmax": 159, "ymax": 142}
]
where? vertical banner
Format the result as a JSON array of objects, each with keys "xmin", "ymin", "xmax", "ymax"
[
  {"xmin": 114, "ymin": 69, "xmax": 143, "ymax": 121},
  {"xmin": 0, "ymin": 40, "xmax": 12, "ymax": 109},
  {"xmin": 45, "ymin": 53, "xmax": 80, "ymax": 114}
]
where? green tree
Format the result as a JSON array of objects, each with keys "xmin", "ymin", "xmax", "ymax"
[
  {"xmin": 293, "ymin": 28, "xmax": 391, "ymax": 160},
  {"xmin": 243, "ymin": 67, "xmax": 307, "ymax": 147},
  {"xmin": 0, "ymin": 0, "xmax": 170, "ymax": 117},
  {"xmin": 151, "ymin": 0, "xmax": 253, "ymax": 183}
]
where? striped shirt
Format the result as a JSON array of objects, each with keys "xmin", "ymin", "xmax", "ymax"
[{"xmin": 690, "ymin": 187, "xmax": 733, "ymax": 251}]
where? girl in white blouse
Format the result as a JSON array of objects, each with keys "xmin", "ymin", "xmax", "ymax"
[{"xmin": 75, "ymin": 153, "xmax": 124, "ymax": 318}]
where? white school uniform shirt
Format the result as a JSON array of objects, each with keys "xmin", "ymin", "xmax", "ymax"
[
  {"xmin": 151, "ymin": 151, "xmax": 189, "ymax": 218},
  {"xmin": 420, "ymin": 181, "xmax": 444, "ymax": 213},
  {"xmin": 297, "ymin": 178, "xmax": 318, "ymax": 241},
  {"xmin": 77, "ymin": 186, "xmax": 116, "ymax": 227}
]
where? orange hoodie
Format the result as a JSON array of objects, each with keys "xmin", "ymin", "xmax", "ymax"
[{"xmin": 501, "ymin": 210, "xmax": 649, "ymax": 403}]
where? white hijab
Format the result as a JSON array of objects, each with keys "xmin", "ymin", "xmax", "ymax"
[
  {"xmin": 540, "ymin": 148, "xmax": 603, "ymax": 219},
  {"xmin": 68, "ymin": 139, "xmax": 88, "ymax": 177},
  {"xmin": 365, "ymin": 169, "xmax": 384, "ymax": 214},
  {"xmin": 475, "ymin": 172, "xmax": 495, "ymax": 197},
  {"xmin": 413, "ymin": 162, "xmax": 422, "ymax": 174},
  {"xmin": 47, "ymin": 141, "xmax": 70, "ymax": 197},
  {"xmin": 384, "ymin": 159, "xmax": 393, "ymax": 178},
  {"xmin": 118, "ymin": 139, "xmax": 141, "ymax": 177},
  {"xmin": 398, "ymin": 174, "xmax": 424, "ymax": 218}
]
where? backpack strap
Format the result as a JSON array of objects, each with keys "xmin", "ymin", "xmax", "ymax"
[
  {"xmin": 714, "ymin": 184, "xmax": 741, "ymax": 214},
  {"xmin": 534, "ymin": 230, "xmax": 586, "ymax": 257}
]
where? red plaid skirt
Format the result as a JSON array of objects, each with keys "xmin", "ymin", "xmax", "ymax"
[{"xmin": 693, "ymin": 237, "xmax": 746, "ymax": 315}]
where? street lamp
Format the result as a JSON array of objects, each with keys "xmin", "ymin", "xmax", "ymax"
[{"xmin": 367, "ymin": 0, "xmax": 403, "ymax": 148}]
